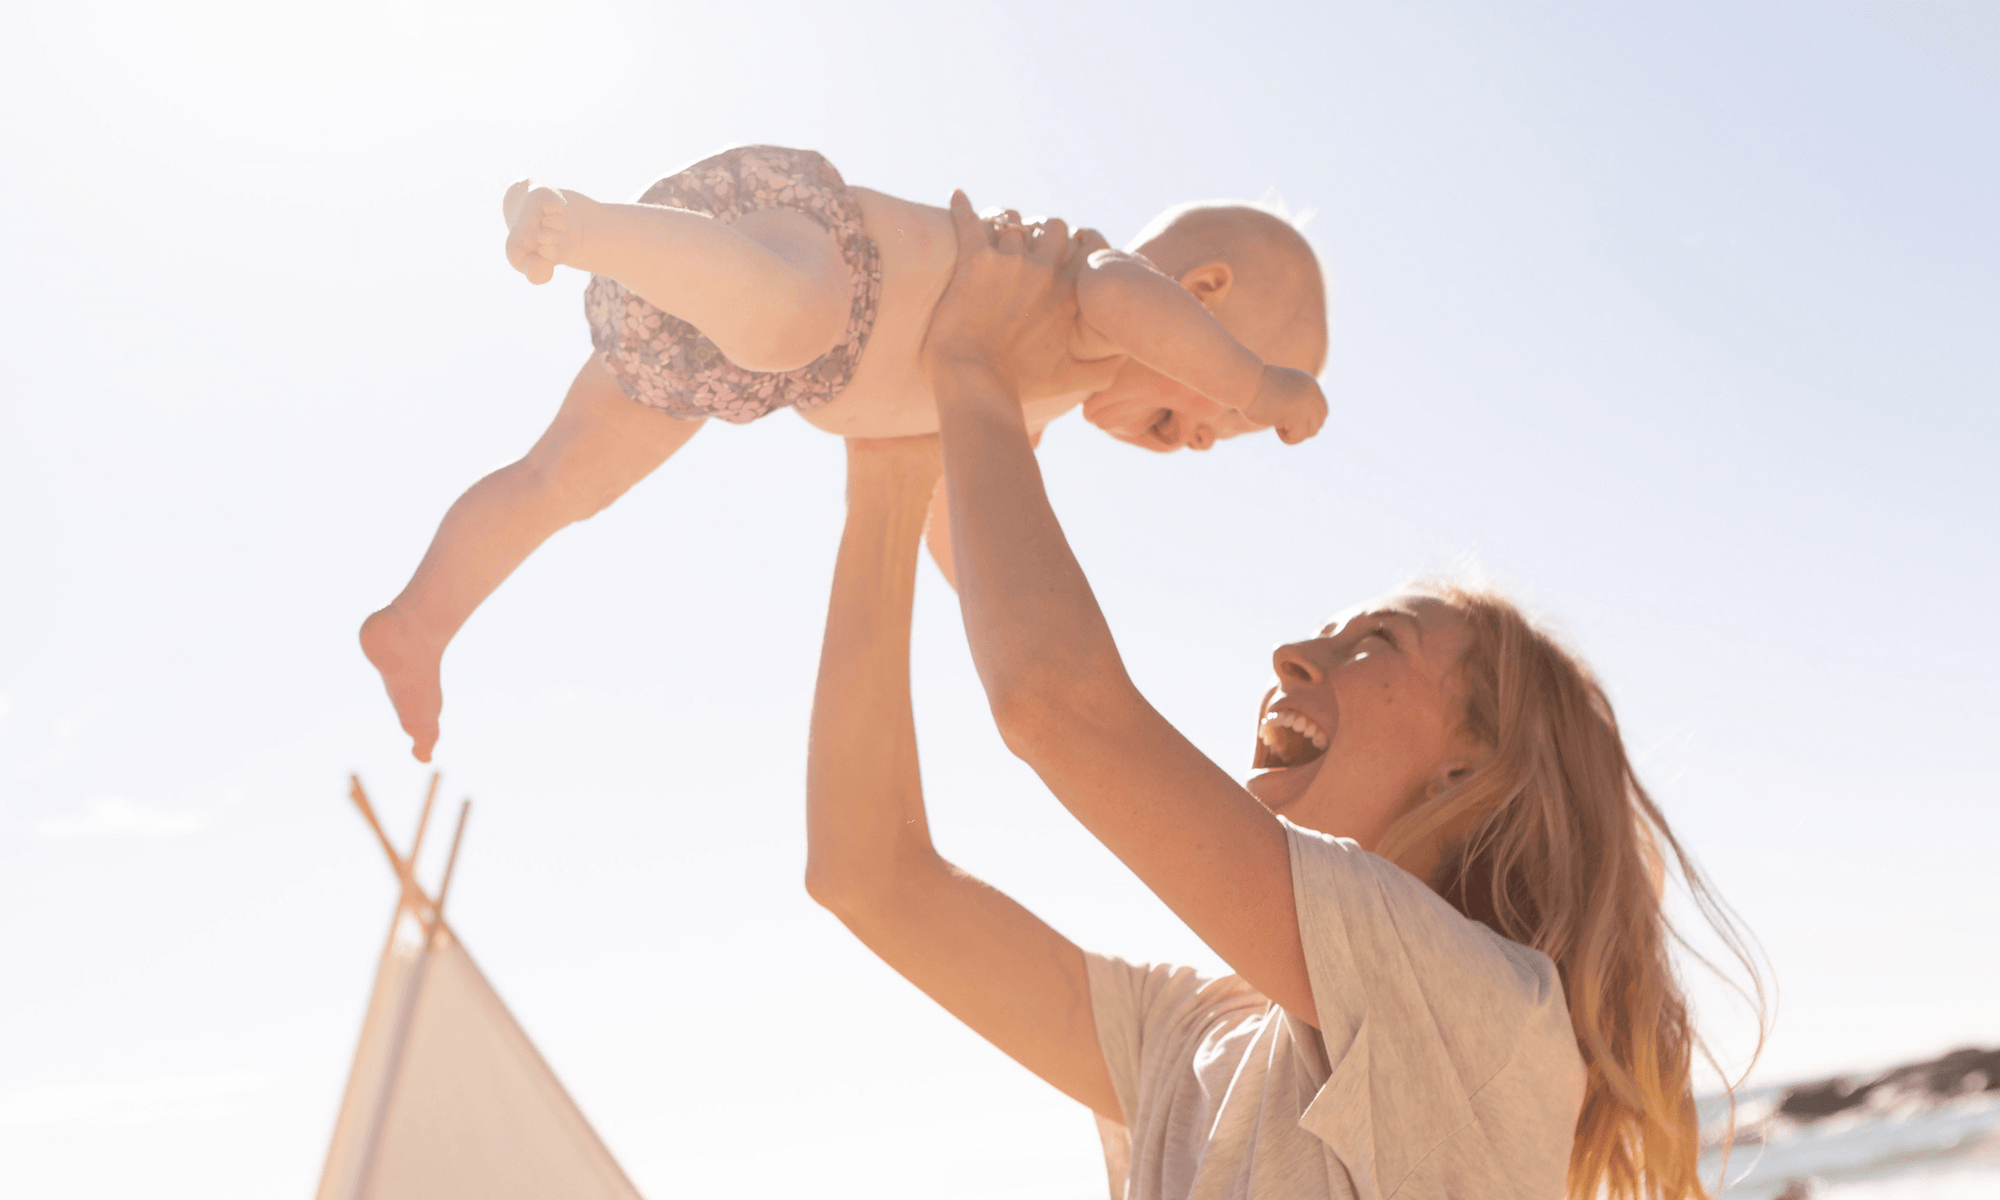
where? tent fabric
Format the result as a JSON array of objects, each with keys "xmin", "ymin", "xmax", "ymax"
[
  {"xmin": 318, "ymin": 916, "xmax": 424, "ymax": 1200},
  {"xmin": 317, "ymin": 825, "xmax": 642, "ymax": 1200}
]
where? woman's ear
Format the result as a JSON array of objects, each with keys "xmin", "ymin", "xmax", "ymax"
[
  {"xmin": 1392, "ymin": 761, "xmax": 1485, "ymax": 881},
  {"xmin": 1429, "ymin": 758, "xmax": 1475, "ymax": 797},
  {"xmin": 1178, "ymin": 261, "xmax": 1233, "ymax": 306}
]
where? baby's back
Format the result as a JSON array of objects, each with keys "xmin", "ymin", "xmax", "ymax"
[
  {"xmin": 795, "ymin": 189, "xmax": 957, "ymax": 437},
  {"xmin": 800, "ymin": 189, "xmax": 1087, "ymax": 438}
]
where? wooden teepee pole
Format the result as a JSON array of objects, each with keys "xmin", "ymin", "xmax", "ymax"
[
  {"xmin": 420, "ymin": 801, "xmax": 471, "ymax": 946},
  {"xmin": 406, "ymin": 773, "xmax": 440, "ymax": 869},
  {"xmin": 340, "ymin": 774, "xmax": 464, "ymax": 1200},
  {"xmin": 348, "ymin": 775, "xmax": 436, "ymax": 928}
]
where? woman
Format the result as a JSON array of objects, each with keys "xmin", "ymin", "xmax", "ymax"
[{"xmin": 804, "ymin": 193, "xmax": 1759, "ymax": 1199}]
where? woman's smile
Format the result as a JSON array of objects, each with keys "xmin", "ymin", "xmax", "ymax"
[
  {"xmin": 1247, "ymin": 686, "xmax": 1340, "ymax": 811},
  {"xmin": 1256, "ymin": 705, "xmax": 1331, "ymax": 770}
]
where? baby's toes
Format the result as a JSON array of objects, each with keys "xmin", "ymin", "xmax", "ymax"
[
  {"xmin": 502, "ymin": 179, "xmax": 531, "ymax": 223},
  {"xmin": 532, "ymin": 209, "xmax": 570, "ymax": 255}
]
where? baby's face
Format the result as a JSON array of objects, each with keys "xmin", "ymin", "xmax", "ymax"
[
  {"xmin": 1081, "ymin": 359, "xmax": 1259, "ymax": 452},
  {"xmin": 1081, "ymin": 285, "xmax": 1297, "ymax": 453}
]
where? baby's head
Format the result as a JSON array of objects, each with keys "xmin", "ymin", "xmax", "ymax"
[{"xmin": 1084, "ymin": 201, "xmax": 1328, "ymax": 452}]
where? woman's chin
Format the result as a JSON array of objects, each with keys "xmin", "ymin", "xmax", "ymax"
[{"xmin": 1246, "ymin": 754, "xmax": 1324, "ymax": 813}]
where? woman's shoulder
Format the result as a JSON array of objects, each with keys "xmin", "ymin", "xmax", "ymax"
[
  {"xmin": 1284, "ymin": 821, "xmax": 1586, "ymax": 1197},
  {"xmin": 1282, "ymin": 819, "xmax": 1574, "ymax": 1073}
]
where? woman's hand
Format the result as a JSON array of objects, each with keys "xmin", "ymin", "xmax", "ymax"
[{"xmin": 922, "ymin": 191, "xmax": 1123, "ymax": 404}]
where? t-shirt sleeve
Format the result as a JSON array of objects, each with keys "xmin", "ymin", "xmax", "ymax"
[
  {"xmin": 1084, "ymin": 952, "xmax": 1267, "ymax": 1199},
  {"xmin": 1083, "ymin": 952, "xmax": 1224, "ymax": 1131},
  {"xmin": 1283, "ymin": 818, "xmax": 1576, "ymax": 1200}
]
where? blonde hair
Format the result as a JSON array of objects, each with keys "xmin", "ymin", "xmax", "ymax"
[{"xmin": 1376, "ymin": 584, "xmax": 1766, "ymax": 1200}]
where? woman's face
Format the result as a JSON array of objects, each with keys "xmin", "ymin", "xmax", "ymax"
[{"xmin": 1246, "ymin": 595, "xmax": 1479, "ymax": 851}]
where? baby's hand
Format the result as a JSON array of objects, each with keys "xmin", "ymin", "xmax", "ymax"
[{"xmin": 1245, "ymin": 366, "xmax": 1327, "ymax": 445}]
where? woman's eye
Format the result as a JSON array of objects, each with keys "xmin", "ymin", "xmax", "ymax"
[{"xmin": 1371, "ymin": 626, "xmax": 1398, "ymax": 648}]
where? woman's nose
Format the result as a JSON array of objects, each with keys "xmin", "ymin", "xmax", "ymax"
[{"xmin": 1272, "ymin": 640, "xmax": 1325, "ymax": 685}]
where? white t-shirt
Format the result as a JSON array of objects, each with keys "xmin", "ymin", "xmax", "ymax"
[{"xmin": 1086, "ymin": 819, "xmax": 1585, "ymax": 1200}]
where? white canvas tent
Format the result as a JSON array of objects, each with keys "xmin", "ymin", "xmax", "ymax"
[{"xmin": 318, "ymin": 775, "xmax": 643, "ymax": 1200}]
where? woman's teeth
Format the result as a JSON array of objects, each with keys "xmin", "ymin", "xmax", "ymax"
[
  {"xmin": 1258, "ymin": 710, "xmax": 1329, "ymax": 767},
  {"xmin": 1264, "ymin": 710, "xmax": 1329, "ymax": 748}
]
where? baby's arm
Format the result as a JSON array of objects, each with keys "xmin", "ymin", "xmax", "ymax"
[{"xmin": 1074, "ymin": 251, "xmax": 1325, "ymax": 444}]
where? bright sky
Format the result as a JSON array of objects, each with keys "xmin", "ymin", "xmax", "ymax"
[{"xmin": 2, "ymin": 2, "xmax": 1994, "ymax": 1197}]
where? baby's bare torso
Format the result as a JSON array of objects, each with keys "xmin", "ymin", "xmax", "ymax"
[{"xmin": 796, "ymin": 188, "xmax": 1089, "ymax": 439}]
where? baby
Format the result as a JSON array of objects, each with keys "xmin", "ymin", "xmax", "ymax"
[{"xmin": 362, "ymin": 145, "xmax": 1330, "ymax": 762}]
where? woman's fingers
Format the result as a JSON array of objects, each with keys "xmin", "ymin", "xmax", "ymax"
[
  {"xmin": 979, "ymin": 205, "xmax": 1029, "ymax": 252},
  {"xmin": 953, "ymin": 195, "xmax": 1084, "ymax": 270},
  {"xmin": 987, "ymin": 208, "xmax": 1025, "ymax": 235},
  {"xmin": 1069, "ymin": 226, "xmax": 1111, "ymax": 256},
  {"xmin": 948, "ymin": 190, "xmax": 988, "ymax": 259},
  {"xmin": 1051, "ymin": 226, "xmax": 1103, "ymax": 290},
  {"xmin": 1028, "ymin": 218, "xmax": 1070, "ymax": 267},
  {"xmin": 929, "ymin": 187, "xmax": 1116, "ymax": 400}
]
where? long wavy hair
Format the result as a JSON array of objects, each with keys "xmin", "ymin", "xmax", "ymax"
[{"xmin": 1375, "ymin": 584, "xmax": 1766, "ymax": 1200}]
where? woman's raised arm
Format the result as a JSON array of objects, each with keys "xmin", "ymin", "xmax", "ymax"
[
  {"xmin": 924, "ymin": 193, "xmax": 1318, "ymax": 1024},
  {"xmin": 803, "ymin": 433, "xmax": 1118, "ymax": 1118}
]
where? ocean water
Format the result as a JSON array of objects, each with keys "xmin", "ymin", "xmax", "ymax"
[{"xmin": 1700, "ymin": 1087, "xmax": 2000, "ymax": 1199}]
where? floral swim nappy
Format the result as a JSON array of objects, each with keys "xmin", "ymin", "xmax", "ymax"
[{"xmin": 582, "ymin": 146, "xmax": 883, "ymax": 424}]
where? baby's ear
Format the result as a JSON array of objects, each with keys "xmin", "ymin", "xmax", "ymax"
[{"xmin": 1178, "ymin": 261, "xmax": 1234, "ymax": 306}]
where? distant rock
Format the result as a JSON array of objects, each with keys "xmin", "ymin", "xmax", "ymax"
[{"xmin": 1777, "ymin": 1047, "xmax": 2000, "ymax": 1122}]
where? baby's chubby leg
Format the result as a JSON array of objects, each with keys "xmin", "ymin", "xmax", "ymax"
[
  {"xmin": 361, "ymin": 356, "xmax": 701, "ymax": 762},
  {"xmin": 503, "ymin": 180, "xmax": 852, "ymax": 373}
]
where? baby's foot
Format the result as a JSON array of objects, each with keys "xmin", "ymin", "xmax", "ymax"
[
  {"xmin": 359, "ymin": 606, "xmax": 445, "ymax": 763},
  {"xmin": 502, "ymin": 180, "xmax": 585, "ymax": 285},
  {"xmin": 1244, "ymin": 366, "xmax": 1328, "ymax": 446}
]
